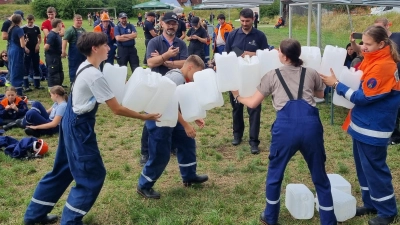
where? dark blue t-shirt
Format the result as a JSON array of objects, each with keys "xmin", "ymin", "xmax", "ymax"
[
  {"xmin": 46, "ymin": 31, "xmax": 62, "ymax": 55},
  {"xmin": 146, "ymin": 35, "xmax": 188, "ymax": 75},
  {"xmin": 224, "ymin": 27, "xmax": 269, "ymax": 54},
  {"xmin": 143, "ymin": 20, "xmax": 155, "ymax": 40},
  {"xmin": 390, "ymin": 32, "xmax": 400, "ymax": 54},
  {"xmin": 114, "ymin": 23, "xmax": 136, "ymax": 47},
  {"xmin": 9, "ymin": 26, "xmax": 24, "ymax": 47}
]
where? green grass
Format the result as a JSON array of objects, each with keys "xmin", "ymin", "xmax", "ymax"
[{"xmin": 1, "ymin": 4, "xmax": 400, "ymax": 225}]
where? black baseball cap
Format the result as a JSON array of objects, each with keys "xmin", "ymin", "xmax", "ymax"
[
  {"xmin": 162, "ymin": 12, "xmax": 178, "ymax": 23},
  {"xmin": 191, "ymin": 16, "xmax": 200, "ymax": 25},
  {"xmin": 147, "ymin": 12, "xmax": 156, "ymax": 17},
  {"xmin": 14, "ymin": 10, "xmax": 25, "ymax": 20},
  {"xmin": 118, "ymin": 12, "xmax": 127, "ymax": 18}
]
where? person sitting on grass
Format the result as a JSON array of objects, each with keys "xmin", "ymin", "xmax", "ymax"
[
  {"xmin": 274, "ymin": 16, "xmax": 285, "ymax": 29},
  {"xmin": 1, "ymin": 86, "xmax": 28, "ymax": 130},
  {"xmin": 22, "ymin": 85, "xmax": 67, "ymax": 137}
]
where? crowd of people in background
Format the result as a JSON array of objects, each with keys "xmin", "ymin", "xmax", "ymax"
[{"xmin": 0, "ymin": 5, "xmax": 399, "ymax": 225}]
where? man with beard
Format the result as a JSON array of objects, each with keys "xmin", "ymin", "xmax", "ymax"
[
  {"xmin": 225, "ymin": 8, "xmax": 269, "ymax": 155},
  {"xmin": 138, "ymin": 12, "xmax": 188, "ymax": 166},
  {"xmin": 62, "ymin": 14, "xmax": 86, "ymax": 83},
  {"xmin": 114, "ymin": 12, "xmax": 139, "ymax": 72}
]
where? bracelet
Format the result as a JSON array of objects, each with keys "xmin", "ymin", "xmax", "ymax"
[
  {"xmin": 332, "ymin": 81, "xmax": 339, "ymax": 89},
  {"xmin": 234, "ymin": 95, "xmax": 240, "ymax": 103}
]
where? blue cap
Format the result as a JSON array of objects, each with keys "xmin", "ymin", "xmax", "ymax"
[{"xmin": 14, "ymin": 10, "xmax": 25, "ymax": 20}]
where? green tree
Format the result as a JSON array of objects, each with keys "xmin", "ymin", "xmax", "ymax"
[{"xmin": 260, "ymin": 0, "xmax": 280, "ymax": 18}]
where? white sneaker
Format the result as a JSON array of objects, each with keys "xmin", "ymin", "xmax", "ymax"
[{"xmin": 314, "ymin": 97, "xmax": 325, "ymax": 103}]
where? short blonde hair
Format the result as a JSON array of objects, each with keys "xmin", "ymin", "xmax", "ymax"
[{"xmin": 185, "ymin": 55, "xmax": 205, "ymax": 70}]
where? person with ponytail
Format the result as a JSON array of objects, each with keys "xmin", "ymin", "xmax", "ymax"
[
  {"xmin": 231, "ymin": 38, "xmax": 337, "ymax": 225},
  {"xmin": 321, "ymin": 25, "xmax": 399, "ymax": 225},
  {"xmin": 7, "ymin": 14, "xmax": 26, "ymax": 96},
  {"xmin": 22, "ymin": 85, "xmax": 68, "ymax": 137}
]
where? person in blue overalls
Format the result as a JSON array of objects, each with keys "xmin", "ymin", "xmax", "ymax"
[
  {"xmin": 61, "ymin": 14, "xmax": 86, "ymax": 83},
  {"xmin": 23, "ymin": 32, "xmax": 160, "ymax": 225},
  {"xmin": 321, "ymin": 25, "xmax": 399, "ymax": 225},
  {"xmin": 137, "ymin": 55, "xmax": 208, "ymax": 199},
  {"xmin": 231, "ymin": 39, "xmax": 337, "ymax": 225},
  {"xmin": 7, "ymin": 14, "xmax": 26, "ymax": 96}
]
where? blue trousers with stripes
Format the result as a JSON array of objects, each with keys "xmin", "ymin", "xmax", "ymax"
[
  {"xmin": 138, "ymin": 121, "xmax": 197, "ymax": 189},
  {"xmin": 353, "ymin": 138, "xmax": 397, "ymax": 217}
]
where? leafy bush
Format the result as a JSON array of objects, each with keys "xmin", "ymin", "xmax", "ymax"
[{"xmin": 260, "ymin": 0, "xmax": 280, "ymax": 18}]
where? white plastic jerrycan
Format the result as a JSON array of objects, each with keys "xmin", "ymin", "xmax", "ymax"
[
  {"xmin": 156, "ymin": 91, "xmax": 179, "ymax": 127},
  {"xmin": 145, "ymin": 76, "xmax": 177, "ymax": 114},
  {"xmin": 122, "ymin": 70, "xmax": 160, "ymax": 112},
  {"xmin": 285, "ymin": 184, "xmax": 314, "ymax": 220},
  {"xmin": 238, "ymin": 55, "xmax": 261, "ymax": 97},
  {"xmin": 103, "ymin": 63, "xmax": 127, "ymax": 104},
  {"xmin": 176, "ymin": 82, "xmax": 206, "ymax": 122},
  {"xmin": 327, "ymin": 174, "xmax": 352, "ymax": 195},
  {"xmin": 214, "ymin": 52, "xmax": 240, "ymax": 92},
  {"xmin": 300, "ymin": 46, "xmax": 321, "ymax": 71},
  {"xmin": 193, "ymin": 69, "xmax": 224, "ymax": 110},
  {"xmin": 315, "ymin": 188, "xmax": 356, "ymax": 222},
  {"xmin": 319, "ymin": 45, "xmax": 347, "ymax": 77},
  {"xmin": 256, "ymin": 49, "xmax": 283, "ymax": 78},
  {"xmin": 124, "ymin": 67, "xmax": 151, "ymax": 95},
  {"xmin": 333, "ymin": 67, "xmax": 363, "ymax": 109}
]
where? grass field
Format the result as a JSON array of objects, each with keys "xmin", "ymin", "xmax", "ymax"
[{"xmin": 1, "ymin": 5, "xmax": 400, "ymax": 225}]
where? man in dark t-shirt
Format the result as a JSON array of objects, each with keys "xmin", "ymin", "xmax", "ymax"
[
  {"xmin": 44, "ymin": 19, "xmax": 64, "ymax": 89},
  {"xmin": 143, "ymin": 12, "xmax": 157, "ymax": 65},
  {"xmin": 22, "ymin": 15, "xmax": 44, "ymax": 90},
  {"xmin": 186, "ymin": 16, "xmax": 208, "ymax": 62},
  {"xmin": 2, "ymin": 10, "xmax": 24, "ymax": 43}
]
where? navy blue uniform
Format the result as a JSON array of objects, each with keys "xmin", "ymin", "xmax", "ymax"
[
  {"xmin": 114, "ymin": 23, "xmax": 139, "ymax": 72},
  {"xmin": 224, "ymin": 27, "xmax": 268, "ymax": 148},
  {"xmin": 23, "ymin": 25, "xmax": 42, "ymax": 88},
  {"xmin": 8, "ymin": 25, "xmax": 25, "ymax": 95},
  {"xmin": 143, "ymin": 20, "xmax": 156, "ymax": 65},
  {"xmin": 45, "ymin": 31, "xmax": 64, "ymax": 88}
]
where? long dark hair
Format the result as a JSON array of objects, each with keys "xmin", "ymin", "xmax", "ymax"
[{"xmin": 279, "ymin": 38, "xmax": 303, "ymax": 67}]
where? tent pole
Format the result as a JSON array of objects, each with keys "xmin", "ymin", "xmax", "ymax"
[
  {"xmin": 346, "ymin": 5, "xmax": 354, "ymax": 32},
  {"xmin": 317, "ymin": 3, "xmax": 322, "ymax": 49},
  {"xmin": 307, "ymin": 0, "xmax": 312, "ymax": 46},
  {"xmin": 289, "ymin": 4, "xmax": 292, "ymax": 38}
]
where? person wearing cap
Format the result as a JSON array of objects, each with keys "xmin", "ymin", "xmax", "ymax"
[
  {"xmin": 114, "ymin": 12, "xmax": 139, "ymax": 73},
  {"xmin": 139, "ymin": 12, "xmax": 188, "ymax": 166},
  {"xmin": 186, "ymin": 16, "xmax": 208, "ymax": 63},
  {"xmin": 213, "ymin": 13, "xmax": 233, "ymax": 54},
  {"xmin": 225, "ymin": 8, "xmax": 269, "ymax": 154},
  {"xmin": 143, "ymin": 12, "xmax": 157, "ymax": 66},
  {"xmin": 62, "ymin": 14, "xmax": 86, "ymax": 84},
  {"xmin": 93, "ymin": 9, "xmax": 115, "ymax": 28},
  {"xmin": 94, "ymin": 13, "xmax": 116, "ymax": 66},
  {"xmin": 41, "ymin": 7, "xmax": 65, "ymax": 43},
  {"xmin": 2, "ymin": 10, "xmax": 24, "ymax": 41}
]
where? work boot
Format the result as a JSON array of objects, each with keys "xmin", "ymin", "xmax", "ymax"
[
  {"xmin": 251, "ymin": 146, "xmax": 260, "ymax": 154},
  {"xmin": 136, "ymin": 186, "xmax": 161, "ymax": 199},
  {"xmin": 25, "ymin": 128, "xmax": 41, "ymax": 137},
  {"xmin": 183, "ymin": 174, "xmax": 208, "ymax": 187},
  {"xmin": 231, "ymin": 137, "xmax": 242, "ymax": 146},
  {"xmin": 356, "ymin": 206, "xmax": 378, "ymax": 216},
  {"xmin": 260, "ymin": 211, "xmax": 280, "ymax": 225},
  {"xmin": 15, "ymin": 118, "xmax": 25, "ymax": 128},
  {"xmin": 24, "ymin": 214, "xmax": 58, "ymax": 225},
  {"xmin": 3, "ymin": 121, "xmax": 17, "ymax": 131},
  {"xmin": 368, "ymin": 215, "xmax": 397, "ymax": 225}
]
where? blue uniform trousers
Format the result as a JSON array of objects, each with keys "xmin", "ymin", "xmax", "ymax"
[
  {"xmin": 138, "ymin": 120, "xmax": 197, "ymax": 189},
  {"xmin": 8, "ymin": 44, "xmax": 24, "ymax": 95},
  {"xmin": 24, "ymin": 98, "xmax": 105, "ymax": 224},
  {"xmin": 352, "ymin": 138, "xmax": 397, "ymax": 217},
  {"xmin": 24, "ymin": 101, "xmax": 58, "ymax": 136},
  {"xmin": 24, "ymin": 51, "xmax": 41, "ymax": 88},
  {"xmin": 68, "ymin": 43, "xmax": 86, "ymax": 83},
  {"xmin": 263, "ymin": 100, "xmax": 337, "ymax": 225}
]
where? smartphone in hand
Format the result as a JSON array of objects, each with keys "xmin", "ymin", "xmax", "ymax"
[{"xmin": 352, "ymin": 32, "xmax": 363, "ymax": 39}]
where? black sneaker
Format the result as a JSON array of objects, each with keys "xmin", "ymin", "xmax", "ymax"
[
  {"xmin": 183, "ymin": 174, "xmax": 208, "ymax": 187},
  {"xmin": 251, "ymin": 146, "xmax": 260, "ymax": 154},
  {"xmin": 368, "ymin": 215, "xmax": 397, "ymax": 225},
  {"xmin": 25, "ymin": 128, "xmax": 41, "ymax": 137},
  {"xmin": 24, "ymin": 88, "xmax": 33, "ymax": 92},
  {"xmin": 356, "ymin": 206, "xmax": 378, "ymax": 216},
  {"xmin": 24, "ymin": 214, "xmax": 58, "ymax": 225}
]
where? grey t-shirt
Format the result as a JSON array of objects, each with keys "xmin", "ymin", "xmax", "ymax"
[
  {"xmin": 257, "ymin": 65, "xmax": 325, "ymax": 111},
  {"xmin": 164, "ymin": 69, "xmax": 185, "ymax": 86},
  {"xmin": 72, "ymin": 60, "xmax": 115, "ymax": 114}
]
